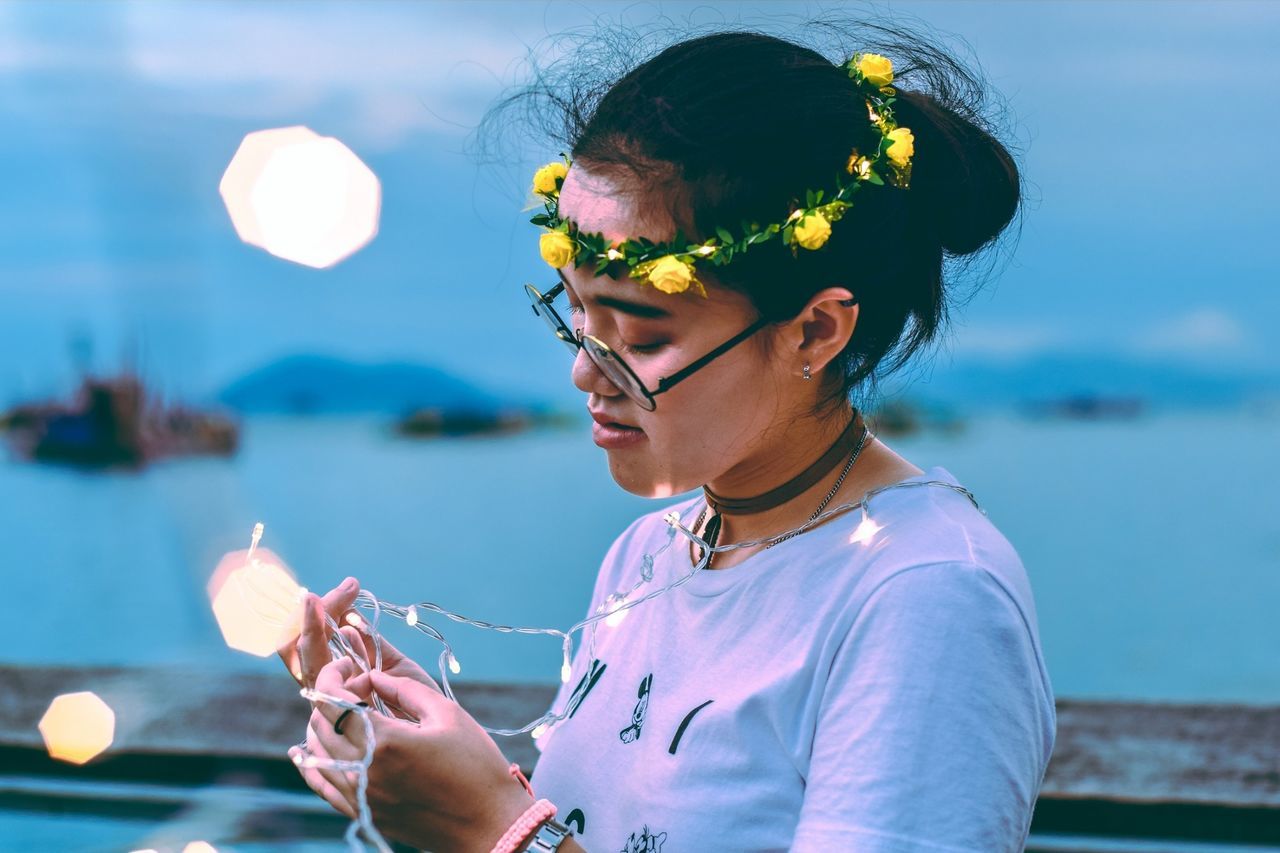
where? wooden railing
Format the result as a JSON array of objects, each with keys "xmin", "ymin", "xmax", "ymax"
[{"xmin": 2, "ymin": 665, "xmax": 1277, "ymax": 848}]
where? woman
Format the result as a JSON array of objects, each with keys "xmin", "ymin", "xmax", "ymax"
[{"xmin": 281, "ymin": 23, "xmax": 1056, "ymax": 853}]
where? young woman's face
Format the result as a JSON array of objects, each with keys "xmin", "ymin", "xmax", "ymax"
[{"xmin": 555, "ymin": 164, "xmax": 798, "ymax": 498}]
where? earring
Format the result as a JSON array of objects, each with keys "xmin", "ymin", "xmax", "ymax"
[{"xmin": 802, "ymin": 362, "xmax": 811, "ymax": 381}]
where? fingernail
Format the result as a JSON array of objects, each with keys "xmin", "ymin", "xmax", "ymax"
[{"xmin": 341, "ymin": 577, "xmax": 357, "ymax": 590}]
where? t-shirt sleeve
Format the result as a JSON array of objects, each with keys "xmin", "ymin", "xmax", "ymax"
[{"xmin": 790, "ymin": 560, "xmax": 1054, "ymax": 853}]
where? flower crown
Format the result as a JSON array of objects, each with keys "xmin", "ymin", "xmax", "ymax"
[{"xmin": 529, "ymin": 53, "xmax": 915, "ymax": 296}]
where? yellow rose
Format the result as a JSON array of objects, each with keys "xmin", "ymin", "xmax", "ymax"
[
  {"xmin": 646, "ymin": 255, "xmax": 693, "ymax": 294},
  {"xmin": 793, "ymin": 211, "xmax": 832, "ymax": 250},
  {"xmin": 539, "ymin": 230, "xmax": 575, "ymax": 268},
  {"xmin": 856, "ymin": 54, "xmax": 894, "ymax": 88},
  {"xmin": 886, "ymin": 127, "xmax": 914, "ymax": 166},
  {"xmin": 532, "ymin": 161, "xmax": 568, "ymax": 196}
]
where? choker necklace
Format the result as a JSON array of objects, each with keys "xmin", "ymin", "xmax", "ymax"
[{"xmin": 692, "ymin": 410, "xmax": 871, "ymax": 568}]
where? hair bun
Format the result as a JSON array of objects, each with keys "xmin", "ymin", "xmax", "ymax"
[{"xmin": 893, "ymin": 89, "xmax": 1020, "ymax": 256}]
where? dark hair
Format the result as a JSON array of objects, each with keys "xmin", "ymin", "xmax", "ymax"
[{"xmin": 477, "ymin": 17, "xmax": 1023, "ymax": 419}]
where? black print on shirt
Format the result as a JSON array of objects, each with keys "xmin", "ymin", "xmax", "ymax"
[
  {"xmin": 620, "ymin": 825, "xmax": 668, "ymax": 853},
  {"xmin": 667, "ymin": 699, "xmax": 714, "ymax": 755},
  {"xmin": 619, "ymin": 673, "xmax": 653, "ymax": 744},
  {"xmin": 564, "ymin": 808, "xmax": 586, "ymax": 834},
  {"xmin": 567, "ymin": 659, "xmax": 607, "ymax": 720}
]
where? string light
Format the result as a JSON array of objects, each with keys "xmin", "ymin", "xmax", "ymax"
[
  {"xmin": 293, "ymin": 686, "xmax": 393, "ymax": 853},
  {"xmin": 849, "ymin": 505, "xmax": 884, "ymax": 544},
  {"xmin": 271, "ymin": 480, "xmax": 981, "ymax": 849}
]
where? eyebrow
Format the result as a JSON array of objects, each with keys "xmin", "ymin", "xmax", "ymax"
[{"xmin": 557, "ymin": 270, "xmax": 673, "ymax": 319}]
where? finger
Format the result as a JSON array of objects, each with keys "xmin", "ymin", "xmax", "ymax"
[
  {"xmin": 316, "ymin": 657, "xmax": 362, "ymax": 709},
  {"xmin": 298, "ymin": 594, "xmax": 332, "ymax": 690},
  {"xmin": 339, "ymin": 626, "xmax": 370, "ymax": 668},
  {"xmin": 367, "ymin": 669, "xmax": 437, "ymax": 719},
  {"xmin": 278, "ymin": 642, "xmax": 304, "ymax": 686},
  {"xmin": 290, "ymin": 750, "xmax": 356, "ymax": 819},
  {"xmin": 319, "ymin": 576, "xmax": 362, "ymax": 618},
  {"xmin": 312, "ymin": 663, "xmax": 370, "ymax": 750},
  {"xmin": 344, "ymin": 669, "xmax": 421, "ymax": 723},
  {"xmin": 294, "ymin": 734, "xmax": 359, "ymax": 816},
  {"xmin": 309, "ymin": 708, "xmax": 366, "ymax": 767}
]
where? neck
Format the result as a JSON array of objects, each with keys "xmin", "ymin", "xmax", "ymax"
[
  {"xmin": 698, "ymin": 407, "xmax": 871, "ymax": 562},
  {"xmin": 704, "ymin": 409, "xmax": 864, "ymax": 515},
  {"xmin": 704, "ymin": 406, "xmax": 858, "ymax": 502}
]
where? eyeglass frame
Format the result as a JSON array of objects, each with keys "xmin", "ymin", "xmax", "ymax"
[{"xmin": 524, "ymin": 281, "xmax": 855, "ymax": 411}]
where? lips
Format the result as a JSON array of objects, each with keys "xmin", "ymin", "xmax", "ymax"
[{"xmin": 589, "ymin": 409, "xmax": 642, "ymax": 431}]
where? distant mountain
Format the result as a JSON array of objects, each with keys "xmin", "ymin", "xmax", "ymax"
[
  {"xmin": 894, "ymin": 353, "xmax": 1280, "ymax": 411},
  {"xmin": 218, "ymin": 355, "xmax": 538, "ymax": 415}
]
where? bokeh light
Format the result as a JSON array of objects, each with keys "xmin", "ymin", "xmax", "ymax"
[
  {"xmin": 182, "ymin": 843, "xmax": 219, "ymax": 853},
  {"xmin": 38, "ymin": 690, "xmax": 116, "ymax": 765},
  {"xmin": 209, "ymin": 550, "xmax": 306, "ymax": 657},
  {"xmin": 219, "ymin": 125, "xmax": 381, "ymax": 268}
]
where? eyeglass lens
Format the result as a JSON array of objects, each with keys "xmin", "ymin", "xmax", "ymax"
[{"xmin": 526, "ymin": 284, "xmax": 655, "ymax": 409}]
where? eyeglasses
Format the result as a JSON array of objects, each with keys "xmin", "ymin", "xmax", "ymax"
[{"xmin": 524, "ymin": 281, "xmax": 774, "ymax": 412}]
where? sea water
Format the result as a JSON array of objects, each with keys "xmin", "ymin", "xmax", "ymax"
[{"xmin": 4, "ymin": 407, "xmax": 1277, "ymax": 704}]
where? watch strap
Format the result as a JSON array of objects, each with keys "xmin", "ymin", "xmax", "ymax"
[{"xmin": 523, "ymin": 815, "xmax": 574, "ymax": 851}]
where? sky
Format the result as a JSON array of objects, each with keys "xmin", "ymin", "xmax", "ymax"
[{"xmin": 0, "ymin": 0, "xmax": 1277, "ymax": 408}]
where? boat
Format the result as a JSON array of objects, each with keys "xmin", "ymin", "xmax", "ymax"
[{"xmin": 1, "ymin": 372, "xmax": 239, "ymax": 469}]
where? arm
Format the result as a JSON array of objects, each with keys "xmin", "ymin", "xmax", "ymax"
[{"xmin": 790, "ymin": 561, "xmax": 1055, "ymax": 853}]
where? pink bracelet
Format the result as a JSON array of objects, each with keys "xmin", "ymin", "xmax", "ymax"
[{"xmin": 489, "ymin": 763, "xmax": 557, "ymax": 853}]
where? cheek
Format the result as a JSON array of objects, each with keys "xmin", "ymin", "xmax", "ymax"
[{"xmin": 638, "ymin": 354, "xmax": 774, "ymax": 450}]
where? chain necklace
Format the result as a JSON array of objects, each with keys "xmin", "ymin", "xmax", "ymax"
[{"xmin": 690, "ymin": 421, "xmax": 871, "ymax": 569}]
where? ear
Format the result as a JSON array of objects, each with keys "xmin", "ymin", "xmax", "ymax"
[{"xmin": 781, "ymin": 287, "xmax": 859, "ymax": 377}]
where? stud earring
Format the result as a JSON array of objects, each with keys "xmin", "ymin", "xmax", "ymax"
[{"xmin": 802, "ymin": 362, "xmax": 812, "ymax": 381}]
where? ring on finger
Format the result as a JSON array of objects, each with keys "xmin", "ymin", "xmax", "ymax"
[{"xmin": 333, "ymin": 701, "xmax": 370, "ymax": 735}]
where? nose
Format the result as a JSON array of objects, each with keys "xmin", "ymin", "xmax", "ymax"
[{"xmin": 570, "ymin": 339, "xmax": 624, "ymax": 398}]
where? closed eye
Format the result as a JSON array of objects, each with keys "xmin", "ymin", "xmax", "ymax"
[
  {"xmin": 567, "ymin": 302, "xmax": 666, "ymax": 355},
  {"xmin": 621, "ymin": 341, "xmax": 666, "ymax": 355}
]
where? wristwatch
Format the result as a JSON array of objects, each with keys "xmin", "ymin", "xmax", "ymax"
[{"xmin": 522, "ymin": 815, "xmax": 575, "ymax": 852}]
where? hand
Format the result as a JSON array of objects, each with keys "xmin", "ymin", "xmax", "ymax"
[
  {"xmin": 277, "ymin": 576, "xmax": 359, "ymax": 689},
  {"xmin": 277, "ymin": 576, "xmax": 437, "ymax": 695},
  {"xmin": 290, "ymin": 656, "xmax": 535, "ymax": 853}
]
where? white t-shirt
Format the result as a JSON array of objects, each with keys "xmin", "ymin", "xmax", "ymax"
[{"xmin": 530, "ymin": 466, "xmax": 1056, "ymax": 853}]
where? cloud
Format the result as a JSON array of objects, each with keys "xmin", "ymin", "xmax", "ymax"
[
  {"xmin": 0, "ymin": 1, "xmax": 564, "ymax": 150},
  {"xmin": 1131, "ymin": 307, "xmax": 1259, "ymax": 358},
  {"xmin": 948, "ymin": 321, "xmax": 1067, "ymax": 360}
]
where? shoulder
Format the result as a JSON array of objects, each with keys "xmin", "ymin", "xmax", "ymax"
[
  {"xmin": 847, "ymin": 467, "xmax": 1038, "ymax": 632},
  {"xmin": 810, "ymin": 469, "xmax": 1053, "ymax": 702}
]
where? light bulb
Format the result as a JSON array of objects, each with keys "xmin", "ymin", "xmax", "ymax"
[
  {"xmin": 561, "ymin": 662, "xmax": 572, "ymax": 683},
  {"xmin": 850, "ymin": 513, "xmax": 883, "ymax": 545},
  {"xmin": 448, "ymin": 654, "xmax": 461, "ymax": 675},
  {"xmin": 604, "ymin": 594, "xmax": 629, "ymax": 628},
  {"xmin": 405, "ymin": 605, "xmax": 418, "ymax": 627}
]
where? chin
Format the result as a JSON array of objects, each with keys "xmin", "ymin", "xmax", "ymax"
[{"xmin": 606, "ymin": 454, "xmax": 694, "ymax": 500}]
